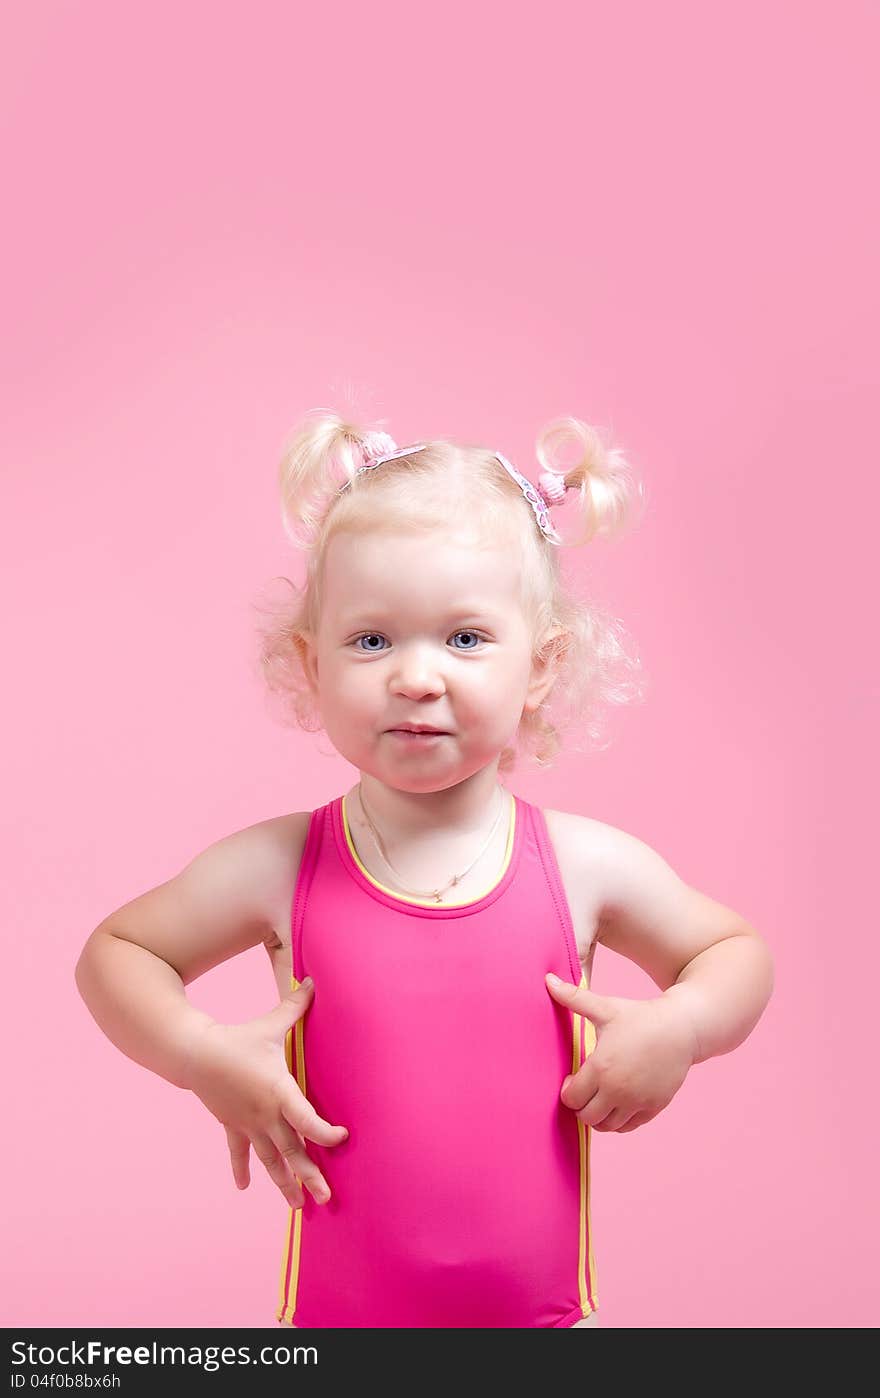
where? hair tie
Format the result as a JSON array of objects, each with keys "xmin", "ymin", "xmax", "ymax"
[
  {"xmin": 536, "ymin": 469, "xmax": 569, "ymax": 508},
  {"xmin": 359, "ymin": 430, "xmax": 398, "ymax": 467},
  {"xmin": 494, "ymin": 452, "xmax": 572, "ymax": 545}
]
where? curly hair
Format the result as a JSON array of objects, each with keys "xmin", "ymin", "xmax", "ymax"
[{"xmin": 250, "ymin": 410, "xmax": 649, "ymax": 774}]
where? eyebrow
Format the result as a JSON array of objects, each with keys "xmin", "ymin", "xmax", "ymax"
[{"xmin": 338, "ymin": 604, "xmax": 503, "ymax": 626}]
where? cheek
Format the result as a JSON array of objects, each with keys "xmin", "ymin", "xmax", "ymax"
[
  {"xmin": 466, "ymin": 668, "xmax": 522, "ymax": 720},
  {"xmin": 483, "ymin": 651, "xmax": 531, "ymax": 692},
  {"xmin": 330, "ymin": 666, "xmax": 378, "ymax": 712}
]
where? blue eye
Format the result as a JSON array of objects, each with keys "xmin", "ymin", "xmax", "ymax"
[{"xmin": 351, "ymin": 630, "xmax": 486, "ymax": 653}]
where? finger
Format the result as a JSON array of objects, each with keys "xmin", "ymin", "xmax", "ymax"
[
  {"xmin": 617, "ymin": 1109, "xmax": 659, "ymax": 1133},
  {"xmin": 590, "ymin": 1105, "xmax": 634, "ymax": 1131},
  {"xmin": 561, "ymin": 1062, "xmax": 600, "ymax": 1112},
  {"xmin": 615, "ymin": 1107, "xmax": 663, "ymax": 1129},
  {"xmin": 225, "ymin": 1125, "xmax": 251, "ymax": 1189},
  {"xmin": 251, "ymin": 1132, "xmax": 309, "ymax": 1210},
  {"xmin": 261, "ymin": 980, "xmax": 316, "ymax": 1035},
  {"xmin": 545, "ymin": 974, "xmax": 616, "ymax": 1027},
  {"xmin": 282, "ymin": 1089, "xmax": 350, "ymax": 1149},
  {"xmin": 574, "ymin": 1094, "xmax": 619, "ymax": 1128},
  {"xmin": 268, "ymin": 1119, "xmax": 332, "ymax": 1205}
]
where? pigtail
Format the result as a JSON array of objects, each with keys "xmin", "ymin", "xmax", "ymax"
[
  {"xmin": 535, "ymin": 415, "xmax": 646, "ymax": 548},
  {"xmin": 278, "ymin": 408, "xmax": 392, "ymax": 552},
  {"xmin": 517, "ymin": 414, "xmax": 648, "ymax": 767}
]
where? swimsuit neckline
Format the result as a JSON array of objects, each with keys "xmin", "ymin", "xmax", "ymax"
[{"xmin": 332, "ymin": 788, "xmax": 525, "ymax": 916}]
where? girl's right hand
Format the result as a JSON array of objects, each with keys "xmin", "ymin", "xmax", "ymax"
[{"xmin": 184, "ymin": 978, "xmax": 348, "ymax": 1209}]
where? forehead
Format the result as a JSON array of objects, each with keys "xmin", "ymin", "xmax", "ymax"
[{"xmin": 322, "ymin": 527, "xmax": 523, "ymax": 622}]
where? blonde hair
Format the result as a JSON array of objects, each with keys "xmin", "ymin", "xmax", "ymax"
[{"xmin": 251, "ymin": 410, "xmax": 649, "ymax": 773}]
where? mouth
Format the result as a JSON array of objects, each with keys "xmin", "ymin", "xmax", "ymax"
[
  {"xmin": 386, "ymin": 728, "xmax": 450, "ymax": 738},
  {"xmin": 386, "ymin": 723, "xmax": 450, "ymax": 734}
]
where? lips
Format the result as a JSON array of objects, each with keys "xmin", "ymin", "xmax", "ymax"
[
  {"xmin": 388, "ymin": 726, "xmax": 449, "ymax": 734},
  {"xmin": 387, "ymin": 728, "xmax": 450, "ymax": 740}
]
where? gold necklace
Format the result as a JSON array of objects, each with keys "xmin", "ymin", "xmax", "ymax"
[{"xmin": 355, "ymin": 782, "xmax": 508, "ymax": 903}]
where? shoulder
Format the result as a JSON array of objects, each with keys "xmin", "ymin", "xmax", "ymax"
[
  {"xmin": 538, "ymin": 806, "xmax": 623, "ymax": 950},
  {"xmin": 541, "ymin": 806, "xmax": 622, "ymax": 875},
  {"xmin": 205, "ymin": 808, "xmax": 312, "ymax": 871},
  {"xmin": 92, "ymin": 809, "xmax": 315, "ymax": 984},
  {"xmin": 541, "ymin": 806, "xmax": 754, "ymax": 989},
  {"xmin": 237, "ymin": 810, "xmax": 313, "ymax": 948},
  {"xmin": 239, "ymin": 808, "xmax": 313, "ymax": 858},
  {"xmin": 188, "ymin": 810, "xmax": 313, "ymax": 952},
  {"xmin": 539, "ymin": 806, "xmax": 654, "ymax": 925}
]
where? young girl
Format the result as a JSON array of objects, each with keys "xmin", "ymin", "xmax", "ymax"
[{"xmin": 74, "ymin": 412, "xmax": 774, "ymax": 1329}]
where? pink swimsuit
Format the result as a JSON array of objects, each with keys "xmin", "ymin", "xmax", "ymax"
[{"xmin": 276, "ymin": 789, "xmax": 599, "ymax": 1328}]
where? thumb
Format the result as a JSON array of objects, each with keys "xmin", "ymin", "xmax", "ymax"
[
  {"xmin": 260, "ymin": 977, "xmax": 315, "ymax": 1035},
  {"xmin": 545, "ymin": 972, "xmax": 616, "ymax": 1027}
]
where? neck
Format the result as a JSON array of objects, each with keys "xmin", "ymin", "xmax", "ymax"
[{"xmin": 351, "ymin": 763, "xmax": 505, "ymax": 844}]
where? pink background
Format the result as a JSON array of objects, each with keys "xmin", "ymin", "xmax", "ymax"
[{"xmin": 2, "ymin": 2, "xmax": 876, "ymax": 1328}]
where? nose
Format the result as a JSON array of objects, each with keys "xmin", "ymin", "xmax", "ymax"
[{"xmin": 389, "ymin": 642, "xmax": 448, "ymax": 700}]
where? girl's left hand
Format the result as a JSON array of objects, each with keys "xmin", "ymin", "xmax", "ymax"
[{"xmin": 545, "ymin": 974, "xmax": 699, "ymax": 1133}]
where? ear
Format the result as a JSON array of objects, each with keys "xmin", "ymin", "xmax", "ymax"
[
  {"xmin": 298, "ymin": 630, "xmax": 320, "ymax": 697},
  {"xmin": 522, "ymin": 627, "xmax": 571, "ymax": 714}
]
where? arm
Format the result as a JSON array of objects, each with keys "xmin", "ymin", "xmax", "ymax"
[
  {"xmin": 658, "ymin": 934, "xmax": 774, "ymax": 1064},
  {"xmin": 75, "ymin": 931, "xmax": 217, "ymax": 1090},
  {"xmin": 594, "ymin": 825, "xmax": 774, "ymax": 1064},
  {"xmin": 75, "ymin": 814, "xmax": 348, "ymax": 1207},
  {"xmin": 74, "ymin": 816, "xmax": 300, "ymax": 1088},
  {"xmin": 543, "ymin": 821, "xmax": 774, "ymax": 1133}
]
